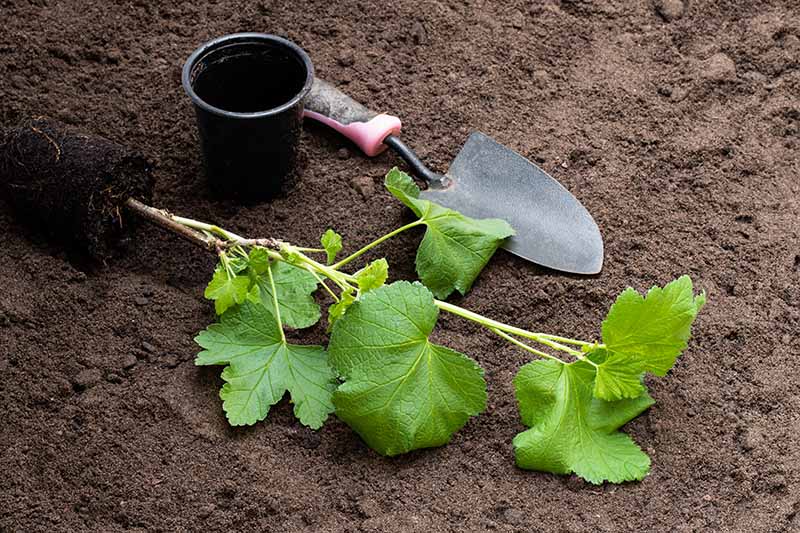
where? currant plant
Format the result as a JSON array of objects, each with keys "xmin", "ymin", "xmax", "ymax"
[{"xmin": 169, "ymin": 168, "xmax": 704, "ymax": 484}]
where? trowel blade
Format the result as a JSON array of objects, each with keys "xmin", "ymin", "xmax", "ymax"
[{"xmin": 420, "ymin": 132, "xmax": 604, "ymax": 274}]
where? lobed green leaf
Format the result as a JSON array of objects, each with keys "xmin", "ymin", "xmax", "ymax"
[
  {"xmin": 384, "ymin": 168, "xmax": 514, "ymax": 299},
  {"xmin": 328, "ymin": 281, "xmax": 487, "ymax": 456},
  {"xmin": 354, "ymin": 258, "xmax": 389, "ymax": 293},
  {"xmin": 195, "ymin": 301, "xmax": 336, "ymax": 429},
  {"xmin": 593, "ymin": 275, "xmax": 706, "ymax": 400},
  {"xmin": 321, "ymin": 229, "xmax": 343, "ymax": 265},
  {"xmin": 513, "ymin": 358, "xmax": 654, "ymax": 484},
  {"xmin": 205, "ymin": 267, "xmax": 250, "ymax": 315},
  {"xmin": 247, "ymin": 261, "xmax": 321, "ymax": 329}
]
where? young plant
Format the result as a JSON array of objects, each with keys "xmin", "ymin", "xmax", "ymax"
[
  {"xmin": 0, "ymin": 120, "xmax": 705, "ymax": 483},
  {"xmin": 157, "ymin": 168, "xmax": 703, "ymax": 484}
]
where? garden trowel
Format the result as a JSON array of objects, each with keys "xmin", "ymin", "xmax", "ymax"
[{"xmin": 304, "ymin": 79, "xmax": 604, "ymax": 274}]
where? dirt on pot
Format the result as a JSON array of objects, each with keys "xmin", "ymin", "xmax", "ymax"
[{"xmin": 1, "ymin": 1, "xmax": 798, "ymax": 532}]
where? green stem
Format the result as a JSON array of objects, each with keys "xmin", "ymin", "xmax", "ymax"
[
  {"xmin": 219, "ymin": 251, "xmax": 235, "ymax": 278},
  {"xmin": 490, "ymin": 328, "xmax": 564, "ymax": 364},
  {"xmin": 229, "ymin": 245, "xmax": 249, "ymax": 260},
  {"xmin": 535, "ymin": 337, "xmax": 585, "ymax": 357},
  {"xmin": 304, "ymin": 266, "xmax": 340, "ymax": 303},
  {"xmin": 538, "ymin": 334, "xmax": 596, "ymax": 348},
  {"xmin": 266, "ymin": 263, "xmax": 285, "ymax": 343},
  {"xmin": 435, "ymin": 299, "xmax": 592, "ymax": 363},
  {"xmin": 171, "ymin": 215, "xmax": 244, "ymax": 241},
  {"xmin": 292, "ymin": 250, "xmax": 356, "ymax": 290},
  {"xmin": 331, "ymin": 219, "xmax": 425, "ymax": 270},
  {"xmin": 164, "ymin": 209, "xmax": 594, "ymax": 365}
]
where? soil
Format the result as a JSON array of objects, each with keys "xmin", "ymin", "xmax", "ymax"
[{"xmin": 1, "ymin": 1, "xmax": 798, "ymax": 532}]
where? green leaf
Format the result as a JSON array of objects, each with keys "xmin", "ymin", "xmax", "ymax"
[
  {"xmin": 329, "ymin": 281, "xmax": 487, "ymax": 455},
  {"xmin": 593, "ymin": 276, "xmax": 706, "ymax": 400},
  {"xmin": 513, "ymin": 359, "xmax": 655, "ymax": 484},
  {"xmin": 384, "ymin": 167, "xmax": 421, "ymax": 202},
  {"xmin": 327, "ymin": 289, "xmax": 356, "ymax": 331},
  {"xmin": 205, "ymin": 267, "xmax": 251, "ymax": 315},
  {"xmin": 354, "ymin": 258, "xmax": 388, "ymax": 292},
  {"xmin": 321, "ymin": 229, "xmax": 343, "ymax": 265},
  {"xmin": 248, "ymin": 261, "xmax": 320, "ymax": 329},
  {"xmin": 590, "ymin": 348, "xmax": 648, "ymax": 401},
  {"xmin": 228, "ymin": 256, "xmax": 249, "ymax": 274},
  {"xmin": 247, "ymin": 247, "xmax": 271, "ymax": 274},
  {"xmin": 195, "ymin": 301, "xmax": 336, "ymax": 429},
  {"xmin": 385, "ymin": 168, "xmax": 514, "ymax": 299}
]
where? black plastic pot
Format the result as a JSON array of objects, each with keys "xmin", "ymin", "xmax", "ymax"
[{"xmin": 182, "ymin": 33, "xmax": 314, "ymax": 200}]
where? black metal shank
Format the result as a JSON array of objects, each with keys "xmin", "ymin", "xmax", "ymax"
[{"xmin": 382, "ymin": 134, "xmax": 450, "ymax": 189}]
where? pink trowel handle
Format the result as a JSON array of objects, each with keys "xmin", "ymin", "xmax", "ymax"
[{"xmin": 303, "ymin": 79, "xmax": 402, "ymax": 156}]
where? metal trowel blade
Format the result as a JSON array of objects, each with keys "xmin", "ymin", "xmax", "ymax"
[{"xmin": 420, "ymin": 132, "xmax": 604, "ymax": 274}]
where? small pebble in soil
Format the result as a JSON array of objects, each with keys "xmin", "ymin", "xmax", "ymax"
[
  {"xmin": 350, "ymin": 176, "xmax": 374, "ymax": 199},
  {"xmin": 357, "ymin": 497, "xmax": 381, "ymax": 518},
  {"xmin": 670, "ymin": 86, "xmax": 689, "ymax": 102},
  {"xmin": 197, "ymin": 504, "xmax": 215, "ymax": 519},
  {"xmin": 72, "ymin": 368, "xmax": 102, "ymax": 391},
  {"xmin": 699, "ymin": 53, "xmax": 737, "ymax": 82},
  {"xmin": 502, "ymin": 508, "xmax": 526, "ymax": 526},
  {"xmin": 69, "ymin": 270, "xmax": 87, "ymax": 282},
  {"xmin": 741, "ymin": 71, "xmax": 767, "ymax": 84},
  {"xmin": 105, "ymin": 48, "xmax": 122, "ymax": 64},
  {"xmin": 141, "ymin": 341, "xmax": 156, "ymax": 354},
  {"xmin": 765, "ymin": 79, "xmax": 783, "ymax": 91},
  {"xmin": 121, "ymin": 353, "xmax": 137, "ymax": 370},
  {"xmin": 337, "ymin": 147, "xmax": 350, "ymax": 160},
  {"xmin": 55, "ymin": 108, "xmax": 80, "ymax": 125},
  {"xmin": 162, "ymin": 354, "xmax": 181, "ymax": 369},
  {"xmin": 510, "ymin": 10, "xmax": 525, "ymax": 29},
  {"xmin": 410, "ymin": 21, "xmax": 428, "ymax": 45},
  {"xmin": 782, "ymin": 34, "xmax": 800, "ymax": 52},
  {"xmin": 134, "ymin": 296, "xmax": 149, "ymax": 306},
  {"xmin": 532, "ymin": 69, "xmax": 551, "ymax": 85},
  {"xmin": 741, "ymin": 427, "xmax": 765, "ymax": 451},
  {"xmin": 336, "ymin": 49, "xmax": 355, "ymax": 67},
  {"xmin": 105, "ymin": 372, "xmax": 123, "ymax": 384},
  {"xmin": 654, "ymin": 0, "xmax": 684, "ymax": 21},
  {"xmin": 10, "ymin": 75, "xmax": 28, "ymax": 90}
]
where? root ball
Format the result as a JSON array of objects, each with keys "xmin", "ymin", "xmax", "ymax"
[{"xmin": 0, "ymin": 118, "xmax": 154, "ymax": 258}]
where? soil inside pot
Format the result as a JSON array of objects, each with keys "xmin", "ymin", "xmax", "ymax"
[{"xmin": 192, "ymin": 49, "xmax": 308, "ymax": 113}]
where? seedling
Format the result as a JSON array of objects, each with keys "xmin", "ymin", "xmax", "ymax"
[
  {"xmin": 151, "ymin": 169, "xmax": 704, "ymax": 484},
  {"xmin": 0, "ymin": 122, "xmax": 704, "ymax": 484}
]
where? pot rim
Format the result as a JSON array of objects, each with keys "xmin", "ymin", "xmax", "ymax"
[{"xmin": 182, "ymin": 32, "xmax": 314, "ymax": 119}]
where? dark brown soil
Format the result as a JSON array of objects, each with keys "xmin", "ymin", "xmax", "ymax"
[
  {"xmin": 0, "ymin": 118, "xmax": 153, "ymax": 258},
  {"xmin": 1, "ymin": 1, "xmax": 798, "ymax": 532}
]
